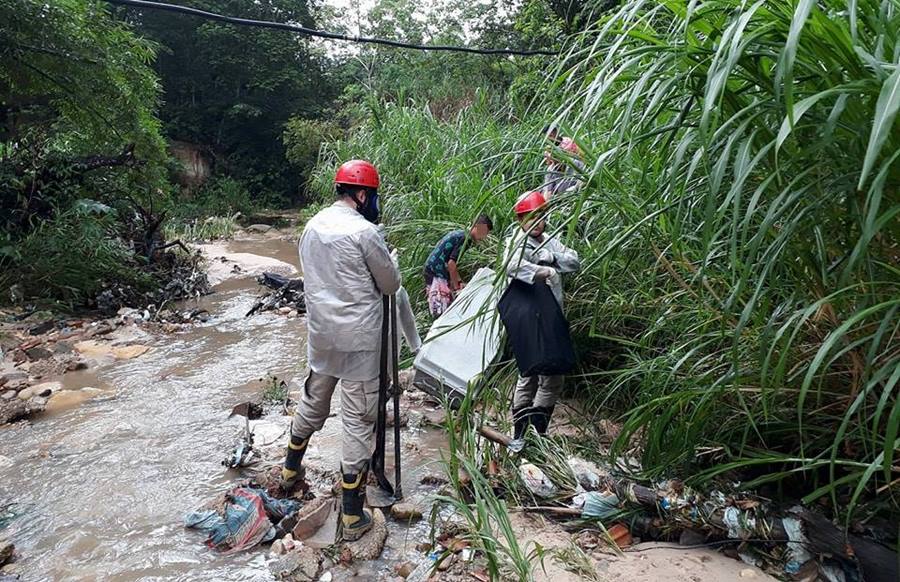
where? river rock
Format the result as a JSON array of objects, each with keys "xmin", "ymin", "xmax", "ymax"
[
  {"xmin": 247, "ymin": 224, "xmax": 274, "ymax": 233},
  {"xmin": 390, "ymin": 503, "xmax": 422, "ymax": 521},
  {"xmin": 342, "ymin": 509, "xmax": 387, "ymax": 561},
  {"xmin": 28, "ymin": 320, "xmax": 55, "ymax": 336},
  {"xmin": 0, "ymin": 371, "xmax": 27, "ymax": 385},
  {"xmin": 423, "ymin": 410, "xmax": 446, "ymax": 426},
  {"xmin": 270, "ymin": 546, "xmax": 321, "ymax": 581},
  {"xmin": 53, "ymin": 341, "xmax": 73, "ymax": 354},
  {"xmin": 25, "ymin": 346, "xmax": 53, "ymax": 361},
  {"xmin": 19, "ymin": 381, "xmax": 61, "ymax": 401},
  {"xmin": 271, "ymin": 540, "xmax": 285, "ymax": 556},
  {"xmin": 112, "ymin": 345, "xmax": 150, "ymax": 360},
  {"xmin": 0, "ymin": 539, "xmax": 13, "ymax": 565},
  {"xmin": 1, "ymin": 391, "xmax": 15, "ymax": 401},
  {"xmin": 394, "ymin": 562, "xmax": 416, "ymax": 578}
]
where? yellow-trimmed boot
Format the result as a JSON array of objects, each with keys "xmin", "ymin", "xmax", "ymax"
[
  {"xmin": 341, "ymin": 471, "xmax": 372, "ymax": 541},
  {"xmin": 280, "ymin": 435, "xmax": 309, "ymax": 491}
]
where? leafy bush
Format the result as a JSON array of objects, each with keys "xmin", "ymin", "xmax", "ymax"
[
  {"xmin": 170, "ymin": 176, "xmax": 256, "ymax": 220},
  {"xmin": 4, "ymin": 204, "xmax": 153, "ymax": 305},
  {"xmin": 283, "ymin": 118, "xmax": 342, "ymax": 178}
]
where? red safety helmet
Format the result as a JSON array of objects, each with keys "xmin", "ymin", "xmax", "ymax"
[
  {"xmin": 334, "ymin": 159, "xmax": 380, "ymax": 189},
  {"xmin": 514, "ymin": 191, "xmax": 547, "ymax": 216}
]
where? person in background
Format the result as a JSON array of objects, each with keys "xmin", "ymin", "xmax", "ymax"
[
  {"xmin": 502, "ymin": 190, "xmax": 580, "ymax": 438},
  {"xmin": 280, "ymin": 159, "xmax": 400, "ymax": 541},
  {"xmin": 423, "ymin": 214, "xmax": 493, "ymax": 317},
  {"xmin": 543, "ymin": 137, "xmax": 585, "ymax": 200}
]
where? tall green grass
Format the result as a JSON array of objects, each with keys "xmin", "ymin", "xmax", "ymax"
[{"xmin": 311, "ymin": 1, "xmax": 899, "ymax": 523}]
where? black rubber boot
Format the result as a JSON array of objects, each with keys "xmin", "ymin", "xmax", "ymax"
[
  {"xmin": 532, "ymin": 406, "xmax": 555, "ymax": 435},
  {"xmin": 341, "ymin": 471, "xmax": 373, "ymax": 541},
  {"xmin": 512, "ymin": 407, "xmax": 533, "ymax": 440},
  {"xmin": 280, "ymin": 435, "xmax": 309, "ymax": 491}
]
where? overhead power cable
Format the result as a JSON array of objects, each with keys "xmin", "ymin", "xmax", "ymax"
[{"xmin": 102, "ymin": 0, "xmax": 558, "ymax": 57}]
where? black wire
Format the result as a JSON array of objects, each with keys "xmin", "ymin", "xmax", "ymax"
[{"xmin": 102, "ymin": 0, "xmax": 558, "ymax": 57}]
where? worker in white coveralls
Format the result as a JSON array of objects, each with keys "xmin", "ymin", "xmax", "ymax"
[
  {"xmin": 503, "ymin": 190, "xmax": 581, "ymax": 439},
  {"xmin": 281, "ymin": 159, "xmax": 400, "ymax": 541}
]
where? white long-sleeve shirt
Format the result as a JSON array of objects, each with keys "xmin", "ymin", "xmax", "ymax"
[
  {"xmin": 300, "ymin": 203, "xmax": 401, "ymax": 380},
  {"xmin": 502, "ymin": 226, "xmax": 580, "ymax": 308}
]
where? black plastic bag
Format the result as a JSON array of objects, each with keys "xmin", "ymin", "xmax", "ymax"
[{"xmin": 498, "ymin": 279, "xmax": 576, "ymax": 376}]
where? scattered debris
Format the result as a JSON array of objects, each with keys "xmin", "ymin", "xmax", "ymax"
[
  {"xmin": 246, "ymin": 273, "xmax": 305, "ymax": 317},
  {"xmin": 519, "ymin": 463, "xmax": 558, "ymax": 499},
  {"xmin": 184, "ymin": 486, "xmax": 300, "ymax": 553},
  {"xmin": 292, "ymin": 496, "xmax": 333, "ymax": 541}
]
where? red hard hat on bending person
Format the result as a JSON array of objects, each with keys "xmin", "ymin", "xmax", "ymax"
[
  {"xmin": 514, "ymin": 191, "xmax": 547, "ymax": 216},
  {"xmin": 334, "ymin": 159, "xmax": 380, "ymax": 189}
]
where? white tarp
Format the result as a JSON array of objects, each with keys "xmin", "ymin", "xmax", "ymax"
[{"xmin": 413, "ymin": 267, "xmax": 503, "ymax": 398}]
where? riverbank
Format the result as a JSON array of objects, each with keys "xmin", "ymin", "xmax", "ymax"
[{"xmin": 0, "ymin": 222, "xmax": 779, "ymax": 581}]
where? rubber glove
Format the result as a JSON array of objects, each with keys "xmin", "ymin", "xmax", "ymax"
[{"xmin": 535, "ymin": 266, "xmax": 557, "ymax": 282}]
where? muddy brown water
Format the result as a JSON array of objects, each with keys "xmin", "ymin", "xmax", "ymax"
[{"xmin": 0, "ymin": 236, "xmax": 448, "ymax": 581}]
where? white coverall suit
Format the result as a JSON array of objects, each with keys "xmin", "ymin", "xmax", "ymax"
[
  {"xmin": 290, "ymin": 203, "xmax": 401, "ymax": 474},
  {"xmin": 502, "ymin": 225, "xmax": 581, "ymax": 418}
]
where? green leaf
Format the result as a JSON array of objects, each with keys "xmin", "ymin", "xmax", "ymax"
[{"xmin": 858, "ymin": 59, "xmax": 900, "ymax": 189}]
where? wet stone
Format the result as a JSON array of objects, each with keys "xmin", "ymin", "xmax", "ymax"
[
  {"xmin": 342, "ymin": 509, "xmax": 387, "ymax": 561},
  {"xmin": 394, "ymin": 562, "xmax": 416, "ymax": 578},
  {"xmin": 390, "ymin": 503, "xmax": 423, "ymax": 521},
  {"xmin": 0, "ymin": 372, "xmax": 27, "ymax": 385},
  {"xmin": 1, "ymin": 392, "xmax": 15, "ymax": 401},
  {"xmin": 270, "ymin": 546, "xmax": 321, "ymax": 581},
  {"xmin": 53, "ymin": 341, "xmax": 73, "ymax": 354},
  {"xmin": 248, "ymin": 224, "xmax": 274, "ymax": 233},
  {"xmin": 24, "ymin": 347, "xmax": 53, "ymax": 361},
  {"xmin": 28, "ymin": 320, "xmax": 55, "ymax": 336},
  {"xmin": 0, "ymin": 539, "xmax": 13, "ymax": 565}
]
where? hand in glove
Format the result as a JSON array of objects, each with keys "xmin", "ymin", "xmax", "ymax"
[
  {"xmin": 532, "ymin": 248, "xmax": 556, "ymax": 266},
  {"xmin": 535, "ymin": 266, "xmax": 557, "ymax": 282},
  {"xmin": 389, "ymin": 248, "xmax": 400, "ymax": 269}
]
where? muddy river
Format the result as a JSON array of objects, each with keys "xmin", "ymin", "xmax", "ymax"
[{"xmin": 0, "ymin": 235, "xmax": 447, "ymax": 581}]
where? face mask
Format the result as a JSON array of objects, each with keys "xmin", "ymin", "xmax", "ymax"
[{"xmin": 353, "ymin": 190, "xmax": 380, "ymax": 224}]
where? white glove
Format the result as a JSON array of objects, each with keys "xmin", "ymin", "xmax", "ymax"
[
  {"xmin": 390, "ymin": 248, "xmax": 399, "ymax": 268},
  {"xmin": 535, "ymin": 266, "xmax": 557, "ymax": 282}
]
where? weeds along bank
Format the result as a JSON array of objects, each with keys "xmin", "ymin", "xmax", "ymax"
[{"xmin": 312, "ymin": 0, "xmax": 900, "ymax": 523}]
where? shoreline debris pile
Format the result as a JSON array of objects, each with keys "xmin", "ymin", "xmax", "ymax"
[
  {"xmin": 472, "ymin": 424, "xmax": 898, "ymax": 582},
  {"xmin": 246, "ymin": 272, "xmax": 305, "ymax": 318}
]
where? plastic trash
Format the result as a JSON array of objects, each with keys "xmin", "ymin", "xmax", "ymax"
[
  {"xmin": 519, "ymin": 463, "xmax": 558, "ymax": 498},
  {"xmin": 184, "ymin": 487, "xmax": 300, "ymax": 554}
]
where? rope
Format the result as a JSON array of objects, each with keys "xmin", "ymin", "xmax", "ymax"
[{"xmin": 103, "ymin": 0, "xmax": 558, "ymax": 56}]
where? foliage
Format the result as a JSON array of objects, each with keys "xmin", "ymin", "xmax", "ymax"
[
  {"xmin": 0, "ymin": 0, "xmax": 174, "ymax": 306},
  {"xmin": 2, "ymin": 203, "xmax": 154, "ymax": 304},
  {"xmin": 0, "ymin": 0, "xmax": 169, "ymax": 237},
  {"xmin": 552, "ymin": 0, "xmax": 900, "ymax": 519},
  {"xmin": 163, "ymin": 214, "xmax": 239, "ymax": 243},
  {"xmin": 283, "ymin": 117, "xmax": 342, "ymax": 190},
  {"xmin": 122, "ymin": 0, "xmax": 338, "ymax": 202},
  {"xmin": 313, "ymin": 0, "xmax": 900, "ymax": 523}
]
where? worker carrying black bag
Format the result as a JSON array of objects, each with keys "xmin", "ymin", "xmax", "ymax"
[
  {"xmin": 499, "ymin": 190, "xmax": 581, "ymax": 440},
  {"xmin": 498, "ymin": 278, "xmax": 576, "ymax": 376}
]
